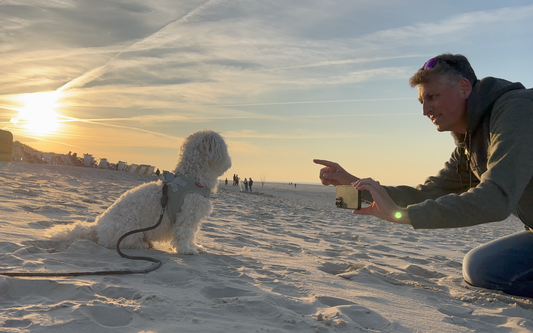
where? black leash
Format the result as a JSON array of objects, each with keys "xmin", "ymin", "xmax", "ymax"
[{"xmin": 0, "ymin": 184, "xmax": 169, "ymax": 278}]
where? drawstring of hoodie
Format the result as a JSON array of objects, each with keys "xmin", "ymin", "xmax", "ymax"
[{"xmin": 457, "ymin": 132, "xmax": 473, "ymax": 191}]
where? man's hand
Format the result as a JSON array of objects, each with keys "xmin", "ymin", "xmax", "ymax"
[
  {"xmin": 313, "ymin": 159, "xmax": 359, "ymax": 186},
  {"xmin": 352, "ymin": 178, "xmax": 411, "ymax": 225}
]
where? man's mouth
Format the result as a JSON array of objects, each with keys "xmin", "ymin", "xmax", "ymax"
[{"xmin": 430, "ymin": 115, "xmax": 440, "ymax": 124}]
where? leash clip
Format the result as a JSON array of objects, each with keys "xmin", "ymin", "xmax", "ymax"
[{"xmin": 162, "ymin": 171, "xmax": 175, "ymax": 184}]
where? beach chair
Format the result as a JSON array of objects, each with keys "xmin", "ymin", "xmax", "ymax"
[
  {"xmin": 0, "ymin": 130, "xmax": 13, "ymax": 162},
  {"xmin": 129, "ymin": 164, "xmax": 139, "ymax": 173},
  {"xmin": 33, "ymin": 151, "xmax": 45, "ymax": 164},
  {"xmin": 99, "ymin": 158, "xmax": 108, "ymax": 169},
  {"xmin": 43, "ymin": 154, "xmax": 53, "ymax": 164},
  {"xmin": 51, "ymin": 155, "xmax": 63, "ymax": 165},
  {"xmin": 71, "ymin": 155, "xmax": 82, "ymax": 166},
  {"xmin": 24, "ymin": 151, "xmax": 35, "ymax": 163},
  {"xmin": 12, "ymin": 146, "xmax": 25, "ymax": 162},
  {"xmin": 54, "ymin": 155, "xmax": 66, "ymax": 165},
  {"xmin": 117, "ymin": 161, "xmax": 126, "ymax": 171},
  {"xmin": 32, "ymin": 154, "xmax": 43, "ymax": 164},
  {"xmin": 83, "ymin": 154, "xmax": 93, "ymax": 167},
  {"xmin": 60, "ymin": 154, "xmax": 75, "ymax": 166},
  {"xmin": 138, "ymin": 165, "xmax": 148, "ymax": 175}
]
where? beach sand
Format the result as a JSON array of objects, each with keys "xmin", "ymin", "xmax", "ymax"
[{"xmin": 1, "ymin": 161, "xmax": 533, "ymax": 332}]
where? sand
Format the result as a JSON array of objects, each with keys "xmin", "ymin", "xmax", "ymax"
[{"xmin": 1, "ymin": 161, "xmax": 533, "ymax": 333}]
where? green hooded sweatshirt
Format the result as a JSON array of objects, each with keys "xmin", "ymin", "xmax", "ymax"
[{"xmin": 364, "ymin": 77, "xmax": 533, "ymax": 229}]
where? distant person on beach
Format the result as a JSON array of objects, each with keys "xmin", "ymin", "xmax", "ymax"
[
  {"xmin": 244, "ymin": 178, "xmax": 249, "ymax": 191},
  {"xmin": 314, "ymin": 53, "xmax": 533, "ymax": 298},
  {"xmin": 155, "ymin": 168, "xmax": 160, "ymax": 176},
  {"xmin": 225, "ymin": 178, "xmax": 228, "ymax": 185},
  {"xmin": 249, "ymin": 178, "xmax": 253, "ymax": 191}
]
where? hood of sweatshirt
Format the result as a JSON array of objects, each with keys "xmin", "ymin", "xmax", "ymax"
[{"xmin": 451, "ymin": 77, "xmax": 525, "ymax": 146}]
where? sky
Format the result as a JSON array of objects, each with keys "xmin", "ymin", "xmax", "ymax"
[{"xmin": 1, "ymin": 0, "xmax": 532, "ymax": 185}]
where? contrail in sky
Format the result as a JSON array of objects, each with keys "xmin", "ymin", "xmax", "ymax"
[
  {"xmin": 58, "ymin": 0, "xmax": 222, "ymax": 92},
  {"xmin": 212, "ymin": 97, "xmax": 414, "ymax": 107},
  {"xmin": 57, "ymin": 115, "xmax": 182, "ymax": 142}
]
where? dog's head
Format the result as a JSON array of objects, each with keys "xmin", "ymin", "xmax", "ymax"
[{"xmin": 177, "ymin": 130, "xmax": 232, "ymax": 178}]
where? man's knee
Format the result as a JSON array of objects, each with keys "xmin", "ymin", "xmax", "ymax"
[
  {"xmin": 462, "ymin": 245, "xmax": 494, "ymax": 288},
  {"xmin": 463, "ymin": 247, "xmax": 480, "ymax": 286}
]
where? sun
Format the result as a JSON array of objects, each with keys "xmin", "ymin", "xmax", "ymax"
[{"xmin": 14, "ymin": 91, "xmax": 62, "ymax": 135}]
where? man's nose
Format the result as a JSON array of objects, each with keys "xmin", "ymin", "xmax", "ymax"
[{"xmin": 422, "ymin": 102, "xmax": 432, "ymax": 116}]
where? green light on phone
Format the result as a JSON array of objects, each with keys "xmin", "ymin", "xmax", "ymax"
[{"xmin": 394, "ymin": 211, "xmax": 402, "ymax": 219}]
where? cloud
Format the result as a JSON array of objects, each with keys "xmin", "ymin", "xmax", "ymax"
[
  {"xmin": 357, "ymin": 5, "xmax": 533, "ymax": 44},
  {"xmin": 0, "ymin": 0, "xmax": 75, "ymax": 8},
  {"xmin": 226, "ymin": 139, "xmax": 265, "ymax": 154},
  {"xmin": 275, "ymin": 55, "xmax": 425, "ymax": 70},
  {"xmin": 223, "ymin": 129, "xmax": 369, "ymax": 139},
  {"xmin": 3, "ymin": 0, "xmax": 427, "ymax": 99},
  {"xmin": 1, "ymin": 1, "xmax": 531, "ymax": 149},
  {"xmin": 57, "ymin": 0, "xmax": 226, "ymax": 92}
]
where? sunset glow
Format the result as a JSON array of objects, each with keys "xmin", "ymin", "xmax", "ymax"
[{"xmin": 15, "ymin": 91, "xmax": 61, "ymax": 135}]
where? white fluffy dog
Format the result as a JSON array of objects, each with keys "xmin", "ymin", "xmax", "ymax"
[{"xmin": 50, "ymin": 130, "xmax": 231, "ymax": 255}]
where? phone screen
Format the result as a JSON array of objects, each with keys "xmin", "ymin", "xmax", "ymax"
[{"xmin": 335, "ymin": 185, "xmax": 361, "ymax": 210}]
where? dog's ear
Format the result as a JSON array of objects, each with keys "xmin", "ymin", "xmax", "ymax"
[{"xmin": 201, "ymin": 132, "xmax": 231, "ymax": 171}]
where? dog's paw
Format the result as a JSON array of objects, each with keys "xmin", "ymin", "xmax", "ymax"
[
  {"xmin": 196, "ymin": 245, "xmax": 206, "ymax": 254},
  {"xmin": 178, "ymin": 246, "xmax": 200, "ymax": 255}
]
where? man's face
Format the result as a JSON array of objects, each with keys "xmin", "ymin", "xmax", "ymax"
[{"xmin": 417, "ymin": 74, "xmax": 470, "ymax": 133}]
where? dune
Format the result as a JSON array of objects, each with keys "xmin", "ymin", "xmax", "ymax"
[{"xmin": 1, "ymin": 161, "xmax": 532, "ymax": 332}]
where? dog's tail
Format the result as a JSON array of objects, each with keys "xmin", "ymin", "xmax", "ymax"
[{"xmin": 48, "ymin": 222, "xmax": 99, "ymax": 243}]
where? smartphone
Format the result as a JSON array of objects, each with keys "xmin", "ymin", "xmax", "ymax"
[{"xmin": 335, "ymin": 185, "xmax": 361, "ymax": 210}]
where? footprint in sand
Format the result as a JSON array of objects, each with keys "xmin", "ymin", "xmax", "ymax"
[
  {"xmin": 285, "ymin": 232, "xmax": 319, "ymax": 243},
  {"xmin": 13, "ymin": 189, "xmax": 38, "ymax": 197},
  {"xmin": 316, "ymin": 298, "xmax": 394, "ymax": 331},
  {"xmin": 438, "ymin": 303, "xmax": 533, "ymax": 330},
  {"xmin": 0, "ymin": 241, "xmax": 23, "ymax": 252},
  {"xmin": 20, "ymin": 205, "xmax": 41, "ymax": 212},
  {"xmin": 403, "ymin": 264, "xmax": 446, "ymax": 279},
  {"xmin": 1, "ymin": 277, "xmax": 137, "ymax": 328},
  {"xmin": 2, "ymin": 319, "xmax": 32, "ymax": 328},
  {"xmin": 199, "ymin": 286, "xmax": 256, "ymax": 299},
  {"xmin": 81, "ymin": 198, "xmax": 100, "ymax": 204},
  {"xmin": 20, "ymin": 205, "xmax": 71, "ymax": 216},
  {"xmin": 318, "ymin": 261, "xmax": 449, "ymax": 294},
  {"xmin": 76, "ymin": 304, "xmax": 133, "ymax": 327},
  {"xmin": 94, "ymin": 284, "xmax": 140, "ymax": 300},
  {"xmin": 212, "ymin": 235, "xmax": 261, "ymax": 248},
  {"xmin": 316, "ymin": 296, "xmax": 356, "ymax": 306},
  {"xmin": 339, "ymin": 305, "xmax": 393, "ymax": 331},
  {"xmin": 28, "ymin": 220, "xmax": 74, "ymax": 229},
  {"xmin": 317, "ymin": 262, "xmax": 366, "ymax": 275},
  {"xmin": 438, "ymin": 305, "xmax": 499, "ymax": 330}
]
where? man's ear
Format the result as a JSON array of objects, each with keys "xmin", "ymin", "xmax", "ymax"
[{"xmin": 458, "ymin": 78, "xmax": 472, "ymax": 99}]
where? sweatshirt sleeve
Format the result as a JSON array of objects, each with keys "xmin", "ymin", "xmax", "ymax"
[
  {"xmin": 360, "ymin": 147, "xmax": 475, "ymax": 206},
  {"xmin": 408, "ymin": 95, "xmax": 533, "ymax": 229}
]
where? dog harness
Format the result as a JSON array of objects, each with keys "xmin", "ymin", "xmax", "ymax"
[{"xmin": 162, "ymin": 172, "xmax": 211, "ymax": 220}]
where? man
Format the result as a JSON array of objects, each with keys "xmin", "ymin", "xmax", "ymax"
[{"xmin": 314, "ymin": 53, "xmax": 533, "ymax": 298}]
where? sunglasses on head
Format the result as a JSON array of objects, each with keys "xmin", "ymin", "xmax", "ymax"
[
  {"xmin": 422, "ymin": 56, "xmax": 476, "ymax": 85},
  {"xmin": 423, "ymin": 57, "xmax": 438, "ymax": 70}
]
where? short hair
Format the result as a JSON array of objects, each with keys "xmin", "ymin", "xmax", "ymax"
[{"xmin": 409, "ymin": 53, "xmax": 477, "ymax": 87}]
